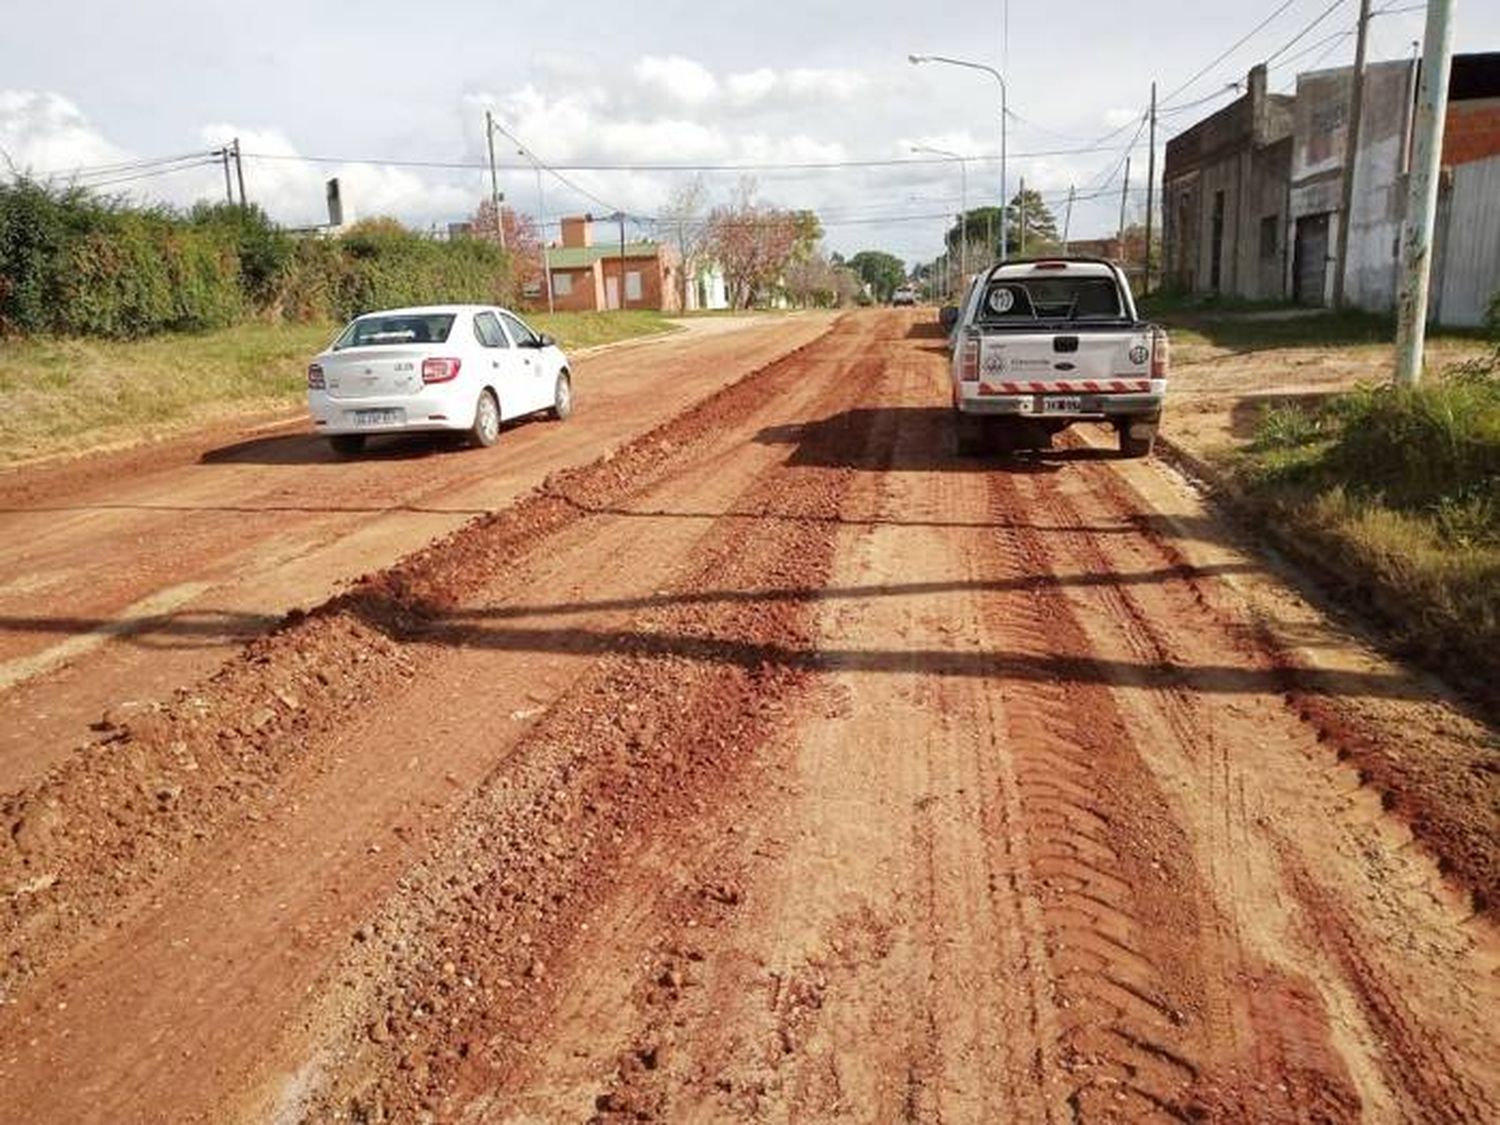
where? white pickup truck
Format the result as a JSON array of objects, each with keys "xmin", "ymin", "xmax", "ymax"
[{"xmin": 940, "ymin": 258, "xmax": 1168, "ymax": 457}]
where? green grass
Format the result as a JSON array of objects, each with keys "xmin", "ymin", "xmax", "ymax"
[
  {"xmin": 0, "ymin": 310, "xmax": 681, "ymax": 462},
  {"xmin": 1225, "ymin": 361, "xmax": 1500, "ymax": 687},
  {"xmin": 1140, "ymin": 298, "xmax": 1487, "ymax": 354},
  {"xmin": 529, "ymin": 309, "xmax": 679, "ymax": 349}
]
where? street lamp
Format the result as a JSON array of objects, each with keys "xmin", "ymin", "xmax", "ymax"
[
  {"xmin": 912, "ymin": 145, "xmax": 968, "ymax": 295},
  {"xmin": 909, "ymin": 53, "xmax": 1008, "ymax": 261}
]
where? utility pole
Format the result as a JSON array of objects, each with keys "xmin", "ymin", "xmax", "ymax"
[
  {"xmin": 1062, "ymin": 184, "xmax": 1075, "ymax": 247},
  {"xmin": 1019, "ymin": 176, "xmax": 1027, "ymax": 255},
  {"xmin": 1394, "ymin": 0, "xmax": 1457, "ymax": 386},
  {"xmin": 1332, "ymin": 0, "xmax": 1372, "ymax": 309},
  {"xmin": 1117, "ymin": 157, "xmax": 1132, "ymax": 261},
  {"xmin": 232, "ymin": 138, "xmax": 246, "ymax": 208},
  {"xmin": 484, "ymin": 110, "xmax": 506, "ymax": 250},
  {"xmin": 616, "ymin": 212, "xmax": 627, "ymax": 308},
  {"xmin": 985, "ymin": 209, "xmax": 993, "ymax": 267},
  {"xmin": 219, "ymin": 147, "xmax": 233, "ymax": 204},
  {"xmin": 1145, "ymin": 81, "xmax": 1158, "ymax": 295}
]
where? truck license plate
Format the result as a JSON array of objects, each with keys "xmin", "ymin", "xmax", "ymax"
[{"xmin": 1041, "ymin": 396, "xmax": 1082, "ymax": 413}]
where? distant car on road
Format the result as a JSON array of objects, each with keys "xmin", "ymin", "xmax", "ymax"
[
  {"xmin": 306, "ymin": 305, "xmax": 572, "ymax": 456},
  {"xmin": 891, "ymin": 284, "xmax": 918, "ymax": 306}
]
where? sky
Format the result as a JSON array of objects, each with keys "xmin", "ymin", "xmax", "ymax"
[{"xmin": 2, "ymin": 0, "xmax": 1496, "ymax": 268}]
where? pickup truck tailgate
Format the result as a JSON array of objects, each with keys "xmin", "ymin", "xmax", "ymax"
[{"xmin": 977, "ymin": 331, "xmax": 1153, "ymax": 394}]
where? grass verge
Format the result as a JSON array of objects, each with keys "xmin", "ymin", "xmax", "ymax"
[
  {"xmin": 0, "ymin": 310, "xmax": 680, "ymax": 463},
  {"xmin": 1218, "ymin": 359, "xmax": 1499, "ymax": 698}
]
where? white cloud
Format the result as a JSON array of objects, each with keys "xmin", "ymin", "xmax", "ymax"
[
  {"xmin": 633, "ymin": 55, "xmax": 720, "ymax": 106},
  {"xmin": 726, "ymin": 69, "xmax": 777, "ymax": 105},
  {"xmin": 0, "ymin": 90, "xmax": 131, "ymax": 178}
]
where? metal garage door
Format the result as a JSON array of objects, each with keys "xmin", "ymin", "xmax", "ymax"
[{"xmin": 1293, "ymin": 213, "xmax": 1330, "ymax": 306}]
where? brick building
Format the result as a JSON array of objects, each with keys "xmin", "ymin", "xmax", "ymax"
[{"xmin": 542, "ymin": 216, "xmax": 684, "ymax": 313}]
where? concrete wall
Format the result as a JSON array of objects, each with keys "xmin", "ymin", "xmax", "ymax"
[
  {"xmin": 1161, "ymin": 66, "xmax": 1294, "ymax": 299},
  {"xmin": 1289, "ymin": 60, "xmax": 1415, "ymax": 310}
]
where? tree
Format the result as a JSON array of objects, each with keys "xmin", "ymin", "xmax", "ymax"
[
  {"xmin": 468, "ymin": 199, "xmax": 541, "ymax": 304},
  {"xmin": 946, "ymin": 207, "xmax": 1005, "ymax": 265},
  {"xmin": 848, "ymin": 250, "xmax": 907, "ymax": 302},
  {"xmin": 705, "ymin": 180, "xmax": 805, "ymax": 309},
  {"xmin": 660, "ymin": 175, "xmax": 711, "ymax": 310},
  {"xmin": 1004, "ymin": 188, "xmax": 1060, "ymax": 253}
]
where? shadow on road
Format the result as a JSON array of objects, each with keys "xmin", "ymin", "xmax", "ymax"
[
  {"xmin": 754, "ymin": 407, "xmax": 1120, "ymax": 473},
  {"xmin": 199, "ymin": 431, "xmax": 466, "ymax": 465}
]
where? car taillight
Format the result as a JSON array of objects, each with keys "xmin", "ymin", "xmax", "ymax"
[
  {"xmin": 1150, "ymin": 327, "xmax": 1169, "ymax": 380},
  {"xmin": 307, "ymin": 363, "xmax": 325, "ymax": 389},
  {"xmin": 422, "ymin": 357, "xmax": 462, "ymax": 383},
  {"xmin": 959, "ymin": 338, "xmax": 980, "ymax": 382}
]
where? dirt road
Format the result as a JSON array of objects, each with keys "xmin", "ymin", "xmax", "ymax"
[
  {"xmin": 2, "ymin": 310, "xmax": 1496, "ymax": 1123},
  {"xmin": 0, "ymin": 314, "xmax": 833, "ymax": 788}
]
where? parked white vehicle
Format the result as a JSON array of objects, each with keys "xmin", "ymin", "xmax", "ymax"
[
  {"xmin": 306, "ymin": 304, "xmax": 572, "ymax": 455},
  {"xmin": 940, "ymin": 259, "xmax": 1168, "ymax": 458}
]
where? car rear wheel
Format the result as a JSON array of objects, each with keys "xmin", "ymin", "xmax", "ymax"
[
  {"xmin": 471, "ymin": 389, "xmax": 501, "ymax": 448},
  {"xmin": 551, "ymin": 373, "xmax": 573, "ymax": 421},
  {"xmin": 328, "ymin": 434, "xmax": 365, "ymax": 457}
]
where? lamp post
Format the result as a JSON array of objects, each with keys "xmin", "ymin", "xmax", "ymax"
[
  {"xmin": 913, "ymin": 145, "xmax": 968, "ymax": 295},
  {"xmin": 909, "ymin": 54, "xmax": 1008, "ymax": 261}
]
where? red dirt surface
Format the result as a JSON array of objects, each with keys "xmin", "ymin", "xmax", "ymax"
[{"xmin": 1, "ymin": 311, "xmax": 1496, "ymax": 1123}]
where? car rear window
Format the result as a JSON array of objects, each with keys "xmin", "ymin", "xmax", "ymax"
[
  {"xmin": 977, "ymin": 277, "xmax": 1125, "ymax": 323},
  {"xmin": 334, "ymin": 313, "xmax": 456, "ymax": 349}
]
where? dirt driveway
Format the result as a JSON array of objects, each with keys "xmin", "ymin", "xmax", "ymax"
[{"xmin": 1, "ymin": 310, "xmax": 1495, "ymax": 1123}]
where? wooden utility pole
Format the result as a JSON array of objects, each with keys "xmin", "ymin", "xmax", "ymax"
[
  {"xmin": 219, "ymin": 147, "xmax": 233, "ymax": 204},
  {"xmin": 1144, "ymin": 81, "xmax": 1158, "ymax": 294},
  {"xmin": 1117, "ymin": 157, "xmax": 1131, "ymax": 259},
  {"xmin": 484, "ymin": 111, "xmax": 506, "ymax": 250},
  {"xmin": 232, "ymin": 138, "xmax": 246, "ymax": 208},
  {"xmin": 1332, "ymin": 0, "xmax": 1372, "ymax": 309},
  {"xmin": 1394, "ymin": 0, "xmax": 1457, "ymax": 386}
]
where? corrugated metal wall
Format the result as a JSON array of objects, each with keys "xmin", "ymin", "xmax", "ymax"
[{"xmin": 1436, "ymin": 154, "xmax": 1500, "ymax": 327}]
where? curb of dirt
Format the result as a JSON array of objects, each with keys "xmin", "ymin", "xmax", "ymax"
[{"xmin": 1154, "ymin": 431, "xmax": 1499, "ymax": 723}]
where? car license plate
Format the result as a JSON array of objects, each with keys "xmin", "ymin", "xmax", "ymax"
[
  {"xmin": 1041, "ymin": 396, "xmax": 1083, "ymax": 413},
  {"xmin": 353, "ymin": 408, "xmax": 401, "ymax": 427}
]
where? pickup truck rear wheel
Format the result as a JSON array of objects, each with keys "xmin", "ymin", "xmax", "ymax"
[
  {"xmin": 1117, "ymin": 421, "xmax": 1156, "ymax": 458},
  {"xmin": 954, "ymin": 413, "xmax": 987, "ymax": 456}
]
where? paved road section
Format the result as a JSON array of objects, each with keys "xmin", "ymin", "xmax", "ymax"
[{"xmin": 1, "ymin": 311, "xmax": 1495, "ymax": 1123}]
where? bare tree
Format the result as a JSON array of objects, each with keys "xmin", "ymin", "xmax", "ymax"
[
  {"xmin": 660, "ymin": 175, "xmax": 711, "ymax": 310},
  {"xmin": 706, "ymin": 179, "xmax": 802, "ymax": 309},
  {"xmin": 468, "ymin": 199, "xmax": 542, "ymax": 305}
]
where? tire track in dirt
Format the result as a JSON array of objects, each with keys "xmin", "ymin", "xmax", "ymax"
[
  {"xmin": 284, "ymin": 322, "xmax": 887, "ymax": 1122},
  {"xmin": 1002, "ymin": 450, "xmax": 1500, "ymax": 1121}
]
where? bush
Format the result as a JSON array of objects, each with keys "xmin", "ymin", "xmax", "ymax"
[{"xmin": 0, "ymin": 180, "xmax": 515, "ymax": 338}]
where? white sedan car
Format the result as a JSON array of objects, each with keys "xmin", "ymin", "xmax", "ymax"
[{"xmin": 306, "ymin": 304, "xmax": 572, "ymax": 455}]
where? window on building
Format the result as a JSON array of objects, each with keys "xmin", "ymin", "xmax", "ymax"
[
  {"xmin": 1260, "ymin": 215, "xmax": 1279, "ymax": 259},
  {"xmin": 625, "ymin": 271, "xmax": 643, "ymax": 301},
  {"xmin": 552, "ymin": 271, "xmax": 573, "ymax": 296}
]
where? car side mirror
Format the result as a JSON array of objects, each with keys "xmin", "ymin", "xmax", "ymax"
[
  {"xmin": 536, "ymin": 333, "xmax": 556, "ymax": 348},
  {"xmin": 939, "ymin": 306, "xmax": 959, "ymax": 331}
]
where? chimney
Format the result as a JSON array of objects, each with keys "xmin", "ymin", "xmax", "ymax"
[
  {"xmin": 1248, "ymin": 64, "xmax": 1268, "ymax": 110},
  {"xmin": 560, "ymin": 216, "xmax": 591, "ymax": 249}
]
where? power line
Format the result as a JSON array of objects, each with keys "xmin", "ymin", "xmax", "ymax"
[
  {"xmin": 1159, "ymin": 0, "xmax": 1304, "ymax": 106},
  {"xmin": 1263, "ymin": 0, "xmax": 1353, "ymax": 68}
]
